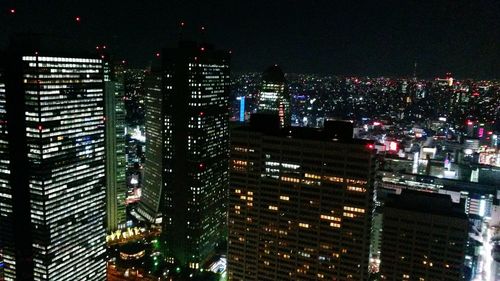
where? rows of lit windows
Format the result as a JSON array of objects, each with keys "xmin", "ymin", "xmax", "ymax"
[{"xmin": 22, "ymin": 56, "xmax": 101, "ymax": 63}]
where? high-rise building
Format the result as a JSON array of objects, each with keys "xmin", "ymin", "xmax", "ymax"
[
  {"xmin": 138, "ymin": 40, "xmax": 230, "ymax": 268},
  {"xmin": 228, "ymin": 114, "xmax": 376, "ymax": 281},
  {"xmin": 379, "ymin": 190, "xmax": 468, "ymax": 281},
  {"xmin": 105, "ymin": 61, "xmax": 127, "ymax": 231},
  {"xmin": 0, "ymin": 38, "xmax": 106, "ymax": 280},
  {"xmin": 257, "ymin": 65, "xmax": 290, "ymax": 127}
]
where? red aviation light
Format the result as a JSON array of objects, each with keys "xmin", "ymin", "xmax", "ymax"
[
  {"xmin": 155, "ymin": 52, "xmax": 160, "ymax": 58},
  {"xmin": 366, "ymin": 143, "xmax": 374, "ymax": 150},
  {"xmin": 200, "ymin": 47, "xmax": 205, "ymax": 51},
  {"xmin": 75, "ymin": 16, "xmax": 81, "ymax": 22},
  {"xmin": 9, "ymin": 8, "xmax": 15, "ymax": 14},
  {"xmin": 467, "ymin": 120, "xmax": 474, "ymax": 126},
  {"xmin": 199, "ymin": 111, "xmax": 204, "ymax": 116},
  {"xmin": 38, "ymin": 125, "xmax": 43, "ymax": 131},
  {"xmin": 198, "ymin": 163, "xmax": 205, "ymax": 170}
]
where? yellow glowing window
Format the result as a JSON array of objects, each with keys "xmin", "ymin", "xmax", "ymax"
[
  {"xmin": 298, "ymin": 223, "xmax": 309, "ymax": 228},
  {"xmin": 232, "ymin": 160, "xmax": 248, "ymax": 166},
  {"xmin": 330, "ymin": 223, "xmax": 341, "ymax": 228},
  {"xmin": 343, "ymin": 212, "xmax": 355, "ymax": 218},
  {"xmin": 234, "ymin": 147, "xmax": 248, "ymax": 152},
  {"xmin": 281, "ymin": 176, "xmax": 300, "ymax": 183},
  {"xmin": 235, "ymin": 189, "xmax": 241, "ymax": 194},
  {"xmin": 343, "ymin": 206, "xmax": 365, "ymax": 213},
  {"xmin": 346, "ymin": 178, "xmax": 367, "ymax": 185},
  {"xmin": 323, "ymin": 176, "xmax": 344, "ymax": 183},
  {"xmin": 268, "ymin": 205, "xmax": 278, "ymax": 211},
  {"xmin": 304, "ymin": 173, "xmax": 321, "ymax": 179},
  {"xmin": 347, "ymin": 186, "xmax": 366, "ymax": 192},
  {"xmin": 280, "ymin": 195, "xmax": 290, "ymax": 201},
  {"xmin": 320, "ymin": 215, "xmax": 341, "ymax": 221}
]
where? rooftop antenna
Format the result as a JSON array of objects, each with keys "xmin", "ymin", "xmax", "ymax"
[
  {"xmin": 200, "ymin": 25, "xmax": 207, "ymax": 44},
  {"xmin": 178, "ymin": 21, "xmax": 186, "ymax": 42},
  {"xmin": 413, "ymin": 60, "xmax": 418, "ymax": 81}
]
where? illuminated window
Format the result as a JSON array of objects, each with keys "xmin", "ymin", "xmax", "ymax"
[
  {"xmin": 320, "ymin": 215, "xmax": 341, "ymax": 222},
  {"xmin": 347, "ymin": 186, "xmax": 366, "ymax": 192},
  {"xmin": 304, "ymin": 173, "xmax": 321, "ymax": 179},
  {"xmin": 298, "ymin": 223, "xmax": 309, "ymax": 228},
  {"xmin": 343, "ymin": 206, "xmax": 365, "ymax": 213}
]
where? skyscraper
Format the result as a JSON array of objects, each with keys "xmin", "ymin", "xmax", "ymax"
[
  {"xmin": 257, "ymin": 65, "xmax": 290, "ymax": 127},
  {"xmin": 105, "ymin": 61, "xmax": 127, "ymax": 231},
  {"xmin": 379, "ymin": 190, "xmax": 468, "ymax": 281},
  {"xmin": 138, "ymin": 40, "xmax": 230, "ymax": 268},
  {"xmin": 0, "ymin": 38, "xmax": 106, "ymax": 280},
  {"xmin": 228, "ymin": 114, "xmax": 376, "ymax": 281}
]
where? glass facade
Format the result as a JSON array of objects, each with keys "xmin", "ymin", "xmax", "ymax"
[{"xmin": 0, "ymin": 55, "xmax": 106, "ymax": 280}]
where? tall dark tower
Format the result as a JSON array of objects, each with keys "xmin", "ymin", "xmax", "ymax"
[
  {"xmin": 257, "ymin": 65, "xmax": 290, "ymax": 127},
  {"xmin": 138, "ymin": 40, "xmax": 230, "ymax": 268},
  {"xmin": 0, "ymin": 37, "xmax": 106, "ymax": 280}
]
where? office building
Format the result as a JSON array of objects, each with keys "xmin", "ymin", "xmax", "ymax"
[
  {"xmin": 138, "ymin": 40, "xmax": 230, "ymax": 267},
  {"xmin": 257, "ymin": 65, "xmax": 290, "ymax": 127},
  {"xmin": 228, "ymin": 115, "xmax": 376, "ymax": 280},
  {"xmin": 379, "ymin": 190, "xmax": 468, "ymax": 281},
  {"xmin": 105, "ymin": 61, "xmax": 127, "ymax": 231},
  {"xmin": 0, "ymin": 39, "xmax": 106, "ymax": 280}
]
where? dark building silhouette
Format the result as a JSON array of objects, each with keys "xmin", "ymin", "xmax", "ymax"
[
  {"xmin": 379, "ymin": 190, "xmax": 468, "ymax": 281},
  {"xmin": 138, "ymin": 40, "xmax": 230, "ymax": 268}
]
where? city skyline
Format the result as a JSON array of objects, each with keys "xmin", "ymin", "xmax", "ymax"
[
  {"xmin": 0, "ymin": 2, "xmax": 499, "ymax": 281},
  {"xmin": 1, "ymin": 0, "xmax": 499, "ymax": 78}
]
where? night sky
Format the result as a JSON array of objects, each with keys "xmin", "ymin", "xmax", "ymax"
[{"xmin": 1, "ymin": 0, "xmax": 498, "ymax": 78}]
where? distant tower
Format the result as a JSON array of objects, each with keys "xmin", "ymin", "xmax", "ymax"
[{"xmin": 257, "ymin": 65, "xmax": 291, "ymax": 127}]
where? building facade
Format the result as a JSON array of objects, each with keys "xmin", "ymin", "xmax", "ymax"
[
  {"xmin": 228, "ymin": 115, "xmax": 376, "ymax": 281},
  {"xmin": 138, "ymin": 41, "xmax": 230, "ymax": 267},
  {"xmin": 379, "ymin": 190, "xmax": 468, "ymax": 281},
  {"xmin": 0, "ymin": 46, "xmax": 106, "ymax": 280}
]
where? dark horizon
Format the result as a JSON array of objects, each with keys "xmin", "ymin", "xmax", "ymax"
[{"xmin": 1, "ymin": 0, "xmax": 499, "ymax": 79}]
